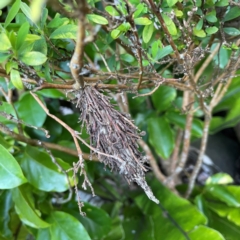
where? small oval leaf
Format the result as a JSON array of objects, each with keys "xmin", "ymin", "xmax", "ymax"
[
  {"xmin": 20, "ymin": 51, "xmax": 47, "ymax": 66},
  {"xmin": 87, "ymin": 14, "xmax": 108, "ymax": 25}
]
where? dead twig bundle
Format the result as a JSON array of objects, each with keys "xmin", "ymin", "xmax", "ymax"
[{"xmin": 76, "ymin": 86, "xmax": 159, "ymax": 204}]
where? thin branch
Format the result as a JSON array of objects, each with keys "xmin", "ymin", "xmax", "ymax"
[
  {"xmin": 194, "ymin": 43, "xmax": 220, "ymax": 83},
  {"xmin": 185, "ymin": 115, "xmax": 211, "ymax": 198},
  {"xmin": 0, "ymin": 122, "xmax": 96, "ymax": 160},
  {"xmin": 69, "ymin": 1, "xmax": 88, "ymax": 89},
  {"xmin": 138, "ymin": 139, "xmax": 166, "ymax": 182}
]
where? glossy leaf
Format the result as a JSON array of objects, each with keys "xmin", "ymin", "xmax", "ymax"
[
  {"xmin": 193, "ymin": 28, "xmax": 206, "ymax": 38},
  {"xmin": 87, "ymin": 14, "xmax": 108, "ymax": 25},
  {"xmin": 224, "ymin": 6, "xmax": 240, "ymax": 22},
  {"xmin": 105, "ymin": 6, "xmax": 120, "ymax": 16},
  {"xmin": 0, "ymin": 144, "xmax": 27, "ymax": 189},
  {"xmin": 0, "ymin": 33, "xmax": 12, "ymax": 51},
  {"xmin": 206, "ymin": 185, "xmax": 240, "ymax": 207},
  {"xmin": 47, "ymin": 16, "xmax": 69, "ymax": 28},
  {"xmin": 15, "ymin": 92, "xmax": 47, "ymax": 127},
  {"xmin": 134, "ymin": 17, "xmax": 152, "ymax": 25},
  {"xmin": 0, "ymin": 191, "xmax": 13, "ymax": 238},
  {"xmin": 133, "ymin": 3, "xmax": 145, "ymax": 18},
  {"xmin": 147, "ymin": 117, "xmax": 174, "ymax": 159},
  {"xmin": 111, "ymin": 29, "xmax": 122, "ymax": 39},
  {"xmin": 224, "ymin": 27, "xmax": 240, "ymax": 36},
  {"xmin": 11, "ymin": 186, "xmax": 50, "ymax": 229},
  {"xmin": 16, "ymin": 22, "xmax": 30, "ymax": 50},
  {"xmin": 20, "ymin": 2, "xmax": 33, "ymax": 22},
  {"xmin": 50, "ymin": 25, "xmax": 78, "ymax": 39},
  {"xmin": 151, "ymin": 85, "xmax": 176, "ymax": 112},
  {"xmin": 206, "ymin": 173, "xmax": 234, "ymax": 185},
  {"xmin": 10, "ymin": 68, "xmax": 23, "ymax": 90},
  {"xmin": 206, "ymin": 27, "xmax": 218, "ymax": 35},
  {"xmin": 135, "ymin": 179, "xmax": 208, "ymax": 238},
  {"xmin": 4, "ymin": 0, "xmax": 20, "ymax": 28},
  {"xmin": 20, "ymin": 51, "xmax": 47, "ymax": 66},
  {"xmin": 47, "ymin": 211, "xmax": 91, "ymax": 240},
  {"xmin": 188, "ymin": 226, "xmax": 224, "ymax": 240},
  {"xmin": 154, "ymin": 45, "xmax": 173, "ymax": 60},
  {"xmin": 143, "ymin": 23, "xmax": 154, "ymax": 43},
  {"xmin": 20, "ymin": 146, "xmax": 74, "ymax": 192},
  {"xmin": 162, "ymin": 14, "xmax": 177, "ymax": 35},
  {"xmin": 0, "ymin": 53, "xmax": 11, "ymax": 63},
  {"xmin": 67, "ymin": 203, "xmax": 111, "ymax": 239},
  {"xmin": 206, "ymin": 11, "xmax": 218, "ymax": 23},
  {"xmin": 196, "ymin": 19, "xmax": 203, "ymax": 31},
  {"xmin": 166, "ymin": 111, "xmax": 203, "ymax": 137},
  {"xmin": 103, "ymin": 217, "xmax": 124, "ymax": 240}
]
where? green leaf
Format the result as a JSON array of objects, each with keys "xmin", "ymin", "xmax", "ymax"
[
  {"xmin": 0, "ymin": 144, "xmax": 27, "ymax": 189},
  {"xmin": 193, "ymin": 28, "xmax": 206, "ymax": 38},
  {"xmin": 206, "ymin": 185, "xmax": 240, "ymax": 207},
  {"xmin": 11, "ymin": 186, "xmax": 50, "ymax": 228},
  {"xmin": 224, "ymin": 6, "xmax": 240, "ymax": 22},
  {"xmin": 0, "ymin": 191, "xmax": 13, "ymax": 238},
  {"xmin": 66, "ymin": 203, "xmax": 111, "ymax": 239},
  {"xmin": 143, "ymin": 23, "xmax": 154, "ymax": 43},
  {"xmin": 4, "ymin": 0, "xmax": 21, "ymax": 28},
  {"xmin": 224, "ymin": 27, "xmax": 240, "ymax": 36},
  {"xmin": 0, "ymin": 33, "xmax": 12, "ymax": 51},
  {"xmin": 120, "ymin": 53, "xmax": 135, "ymax": 63},
  {"xmin": 47, "ymin": 211, "xmax": 91, "ymax": 240},
  {"xmin": 206, "ymin": 26, "xmax": 218, "ymax": 35},
  {"xmin": 105, "ymin": 6, "xmax": 120, "ymax": 16},
  {"xmin": 206, "ymin": 173, "xmax": 234, "ymax": 185},
  {"xmin": 10, "ymin": 68, "xmax": 24, "ymax": 90},
  {"xmin": 147, "ymin": 117, "xmax": 174, "ymax": 159},
  {"xmin": 116, "ymin": 22, "xmax": 131, "ymax": 31},
  {"xmin": 47, "ymin": 16, "xmax": 69, "ymax": 28},
  {"xmin": 134, "ymin": 17, "xmax": 152, "ymax": 25},
  {"xmin": 15, "ymin": 92, "xmax": 47, "ymax": 127},
  {"xmin": 195, "ymin": 19, "xmax": 203, "ymax": 31},
  {"xmin": 103, "ymin": 217, "xmax": 124, "ymax": 240},
  {"xmin": 151, "ymin": 85, "xmax": 176, "ymax": 112},
  {"xmin": 19, "ymin": 146, "xmax": 74, "ymax": 192},
  {"xmin": 207, "ymin": 209, "xmax": 240, "ymax": 239},
  {"xmin": 206, "ymin": 11, "xmax": 218, "ymax": 23},
  {"xmin": 133, "ymin": 3, "xmax": 145, "ymax": 18},
  {"xmin": 0, "ymin": 53, "xmax": 11, "ymax": 63},
  {"xmin": 20, "ymin": 2, "xmax": 33, "ymax": 22},
  {"xmin": 135, "ymin": 180, "xmax": 207, "ymax": 237},
  {"xmin": 87, "ymin": 14, "xmax": 108, "ymax": 25},
  {"xmin": 20, "ymin": 51, "xmax": 47, "ymax": 66},
  {"xmin": 50, "ymin": 24, "xmax": 78, "ymax": 39},
  {"xmin": 111, "ymin": 29, "xmax": 122, "ymax": 39},
  {"xmin": 155, "ymin": 45, "xmax": 173, "ymax": 60},
  {"xmin": 25, "ymin": 34, "xmax": 41, "ymax": 41},
  {"xmin": 167, "ymin": 0, "xmax": 179, "ymax": 7},
  {"xmin": 16, "ymin": 22, "xmax": 30, "ymax": 50},
  {"xmin": 162, "ymin": 14, "xmax": 177, "ymax": 35},
  {"xmin": 215, "ymin": 0, "xmax": 229, "ymax": 6},
  {"xmin": 165, "ymin": 112, "xmax": 203, "ymax": 137},
  {"xmin": 188, "ymin": 226, "xmax": 224, "ymax": 240}
]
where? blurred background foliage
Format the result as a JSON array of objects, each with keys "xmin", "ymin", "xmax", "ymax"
[{"xmin": 0, "ymin": 0, "xmax": 240, "ymax": 239}]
